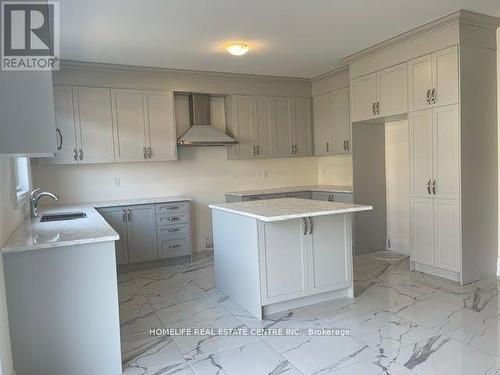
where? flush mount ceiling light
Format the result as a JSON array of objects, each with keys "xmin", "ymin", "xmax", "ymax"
[{"xmin": 225, "ymin": 43, "xmax": 249, "ymax": 56}]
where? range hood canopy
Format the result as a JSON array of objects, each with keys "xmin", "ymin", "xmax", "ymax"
[{"xmin": 177, "ymin": 93, "xmax": 237, "ymax": 146}]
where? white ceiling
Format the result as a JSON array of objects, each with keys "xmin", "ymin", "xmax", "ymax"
[{"xmin": 60, "ymin": 0, "xmax": 500, "ymax": 78}]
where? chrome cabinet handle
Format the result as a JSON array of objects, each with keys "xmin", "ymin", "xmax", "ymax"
[
  {"xmin": 253, "ymin": 145, "xmax": 256, "ymax": 156},
  {"xmin": 372, "ymin": 102, "xmax": 376, "ymax": 115},
  {"xmin": 343, "ymin": 141, "xmax": 346, "ymax": 151},
  {"xmin": 73, "ymin": 148, "xmax": 78, "ymax": 161},
  {"xmin": 346, "ymin": 140, "xmax": 350, "ymax": 151},
  {"xmin": 308, "ymin": 217, "xmax": 313, "ymax": 235},
  {"xmin": 294, "ymin": 145, "xmax": 298, "ymax": 154},
  {"xmin": 432, "ymin": 179, "xmax": 436, "ymax": 195},
  {"xmin": 168, "ymin": 217, "xmax": 180, "ymax": 221},
  {"xmin": 167, "ymin": 206, "xmax": 179, "ymax": 210},
  {"xmin": 143, "ymin": 146, "xmax": 147, "ymax": 159},
  {"xmin": 168, "ymin": 244, "xmax": 181, "ymax": 249},
  {"xmin": 427, "ymin": 180, "xmax": 431, "ymax": 194},
  {"xmin": 122, "ymin": 209, "xmax": 126, "ymax": 222},
  {"xmin": 147, "ymin": 147, "xmax": 152, "ymax": 159},
  {"xmin": 326, "ymin": 142, "xmax": 329, "ymax": 152},
  {"xmin": 79, "ymin": 148, "xmax": 83, "ymax": 160},
  {"xmin": 377, "ymin": 102, "xmax": 380, "ymax": 114},
  {"xmin": 167, "ymin": 228, "xmax": 180, "ymax": 232},
  {"xmin": 303, "ymin": 217, "xmax": 308, "ymax": 235},
  {"xmin": 56, "ymin": 128, "xmax": 63, "ymax": 150},
  {"xmin": 127, "ymin": 210, "xmax": 132, "ymax": 221},
  {"xmin": 426, "ymin": 90, "xmax": 431, "ymax": 104},
  {"xmin": 431, "ymin": 89, "xmax": 436, "ymax": 104},
  {"xmin": 256, "ymin": 145, "xmax": 260, "ymax": 155}
]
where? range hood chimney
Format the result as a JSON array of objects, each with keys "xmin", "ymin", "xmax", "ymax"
[{"xmin": 177, "ymin": 93, "xmax": 237, "ymax": 146}]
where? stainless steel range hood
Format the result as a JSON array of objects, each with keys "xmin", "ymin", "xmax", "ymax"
[{"xmin": 177, "ymin": 93, "xmax": 237, "ymax": 146}]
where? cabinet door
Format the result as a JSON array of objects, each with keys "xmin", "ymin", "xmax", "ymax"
[
  {"xmin": 126, "ymin": 204, "xmax": 158, "ymax": 263},
  {"xmin": 113, "ymin": 89, "xmax": 147, "ymax": 163},
  {"xmin": 310, "ymin": 191, "xmax": 331, "ymax": 201},
  {"xmin": 234, "ymin": 96, "xmax": 255, "ymax": 159},
  {"xmin": 432, "ymin": 46, "xmax": 459, "ymax": 107},
  {"xmin": 313, "ymin": 93, "xmax": 333, "ymax": 155},
  {"xmin": 73, "ymin": 87, "xmax": 115, "ymax": 164},
  {"xmin": 254, "ymin": 97, "xmax": 276, "ymax": 158},
  {"xmin": 377, "ymin": 63, "xmax": 408, "ymax": 117},
  {"xmin": 275, "ymin": 97, "xmax": 294, "ymax": 157},
  {"xmin": 144, "ymin": 91, "xmax": 177, "ymax": 161},
  {"xmin": 433, "ymin": 105, "xmax": 460, "ymax": 199},
  {"xmin": 410, "ymin": 197, "xmax": 434, "ymax": 266},
  {"xmin": 98, "ymin": 207, "xmax": 128, "ymax": 265},
  {"xmin": 50, "ymin": 86, "xmax": 78, "ymax": 164},
  {"xmin": 309, "ymin": 215, "xmax": 352, "ymax": 294},
  {"xmin": 408, "ymin": 54, "xmax": 433, "ymax": 111},
  {"xmin": 433, "ymin": 198, "xmax": 460, "ymax": 272},
  {"xmin": 292, "ymin": 98, "xmax": 312, "ymax": 156},
  {"xmin": 260, "ymin": 219, "xmax": 309, "ymax": 304},
  {"xmin": 332, "ymin": 192, "xmax": 353, "ymax": 203},
  {"xmin": 331, "ymin": 88, "xmax": 351, "ymax": 153},
  {"xmin": 409, "ymin": 110, "xmax": 433, "ymax": 198},
  {"xmin": 350, "ymin": 73, "xmax": 377, "ymax": 122}
]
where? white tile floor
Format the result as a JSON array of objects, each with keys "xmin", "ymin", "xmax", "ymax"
[{"xmin": 119, "ymin": 253, "xmax": 500, "ymax": 375}]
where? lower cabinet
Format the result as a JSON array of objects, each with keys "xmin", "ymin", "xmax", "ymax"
[
  {"xmin": 98, "ymin": 201, "xmax": 192, "ymax": 265},
  {"xmin": 410, "ymin": 197, "xmax": 460, "ymax": 273},
  {"xmin": 310, "ymin": 191, "xmax": 353, "ymax": 203},
  {"xmin": 259, "ymin": 215, "xmax": 352, "ymax": 305}
]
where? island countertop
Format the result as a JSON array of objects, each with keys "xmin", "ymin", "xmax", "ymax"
[
  {"xmin": 209, "ymin": 198, "xmax": 372, "ymax": 222},
  {"xmin": 1, "ymin": 205, "xmax": 119, "ymax": 254},
  {"xmin": 225, "ymin": 185, "xmax": 352, "ymax": 197}
]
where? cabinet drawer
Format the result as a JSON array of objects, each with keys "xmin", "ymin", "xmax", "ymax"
[
  {"xmin": 156, "ymin": 213, "xmax": 189, "ymax": 225},
  {"xmin": 157, "ymin": 223, "xmax": 189, "ymax": 239},
  {"xmin": 156, "ymin": 202, "xmax": 189, "ymax": 216},
  {"xmin": 158, "ymin": 238, "xmax": 190, "ymax": 259}
]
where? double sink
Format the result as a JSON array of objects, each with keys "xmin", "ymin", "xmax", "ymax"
[{"xmin": 40, "ymin": 212, "xmax": 87, "ymax": 222}]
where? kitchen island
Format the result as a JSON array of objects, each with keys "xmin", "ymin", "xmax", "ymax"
[{"xmin": 209, "ymin": 198, "xmax": 372, "ymax": 319}]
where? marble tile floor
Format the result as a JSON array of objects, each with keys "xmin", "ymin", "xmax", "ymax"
[{"xmin": 118, "ymin": 252, "xmax": 500, "ymax": 375}]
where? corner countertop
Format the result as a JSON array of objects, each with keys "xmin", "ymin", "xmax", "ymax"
[
  {"xmin": 1, "ymin": 195, "xmax": 192, "ymax": 255},
  {"xmin": 1, "ymin": 205, "xmax": 119, "ymax": 254},
  {"xmin": 209, "ymin": 198, "xmax": 372, "ymax": 222},
  {"xmin": 225, "ymin": 185, "xmax": 353, "ymax": 197}
]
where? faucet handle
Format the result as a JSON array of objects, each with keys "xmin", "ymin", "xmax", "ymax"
[{"xmin": 30, "ymin": 188, "xmax": 41, "ymax": 199}]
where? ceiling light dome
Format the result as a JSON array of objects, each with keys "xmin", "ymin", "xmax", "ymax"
[{"xmin": 225, "ymin": 43, "xmax": 249, "ymax": 56}]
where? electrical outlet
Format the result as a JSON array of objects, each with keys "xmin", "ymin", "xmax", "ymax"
[
  {"xmin": 262, "ymin": 170, "xmax": 268, "ymax": 178},
  {"xmin": 205, "ymin": 237, "xmax": 214, "ymax": 248},
  {"xmin": 113, "ymin": 177, "xmax": 120, "ymax": 186}
]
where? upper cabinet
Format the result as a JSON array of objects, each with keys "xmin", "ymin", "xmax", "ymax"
[
  {"xmin": 313, "ymin": 88, "xmax": 350, "ymax": 155},
  {"xmin": 43, "ymin": 86, "xmax": 177, "ymax": 164},
  {"xmin": 350, "ymin": 63, "xmax": 408, "ymax": 122},
  {"xmin": 0, "ymin": 70, "xmax": 57, "ymax": 156},
  {"xmin": 226, "ymin": 95, "xmax": 312, "ymax": 160},
  {"xmin": 409, "ymin": 46, "xmax": 458, "ymax": 111}
]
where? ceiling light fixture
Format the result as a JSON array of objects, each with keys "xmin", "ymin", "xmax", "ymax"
[{"xmin": 225, "ymin": 43, "xmax": 249, "ymax": 56}]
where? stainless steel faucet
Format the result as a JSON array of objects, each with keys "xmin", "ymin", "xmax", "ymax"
[{"xmin": 30, "ymin": 188, "xmax": 59, "ymax": 218}]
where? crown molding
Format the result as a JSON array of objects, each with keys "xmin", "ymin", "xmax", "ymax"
[
  {"xmin": 58, "ymin": 59, "xmax": 311, "ymax": 86},
  {"xmin": 340, "ymin": 9, "xmax": 500, "ymax": 65},
  {"xmin": 311, "ymin": 64, "xmax": 349, "ymax": 82}
]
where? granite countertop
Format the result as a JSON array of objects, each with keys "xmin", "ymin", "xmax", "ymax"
[
  {"xmin": 209, "ymin": 198, "xmax": 372, "ymax": 222},
  {"xmin": 1, "ymin": 196, "xmax": 192, "ymax": 254},
  {"xmin": 225, "ymin": 185, "xmax": 353, "ymax": 197},
  {"xmin": 1, "ymin": 205, "xmax": 119, "ymax": 254}
]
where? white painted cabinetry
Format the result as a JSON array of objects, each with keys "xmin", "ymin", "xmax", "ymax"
[
  {"xmin": 226, "ymin": 95, "xmax": 312, "ymax": 159},
  {"xmin": 313, "ymin": 88, "xmax": 350, "ymax": 155},
  {"xmin": 43, "ymin": 86, "xmax": 177, "ymax": 164},
  {"xmin": 350, "ymin": 63, "xmax": 407, "ymax": 122},
  {"xmin": 259, "ymin": 215, "xmax": 352, "ymax": 305},
  {"xmin": 409, "ymin": 104, "xmax": 461, "ymax": 274},
  {"xmin": 409, "ymin": 46, "xmax": 458, "ymax": 111}
]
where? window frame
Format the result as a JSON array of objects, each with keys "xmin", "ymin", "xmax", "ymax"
[{"xmin": 10, "ymin": 157, "xmax": 31, "ymax": 208}]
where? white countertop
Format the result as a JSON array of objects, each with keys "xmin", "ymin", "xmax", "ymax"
[
  {"xmin": 225, "ymin": 185, "xmax": 353, "ymax": 197},
  {"xmin": 209, "ymin": 198, "xmax": 372, "ymax": 222},
  {"xmin": 1, "ymin": 205, "xmax": 119, "ymax": 254},
  {"xmin": 1, "ymin": 196, "xmax": 192, "ymax": 254},
  {"xmin": 89, "ymin": 195, "xmax": 191, "ymax": 208}
]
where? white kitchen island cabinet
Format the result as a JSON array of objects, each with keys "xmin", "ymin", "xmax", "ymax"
[{"xmin": 210, "ymin": 198, "xmax": 371, "ymax": 319}]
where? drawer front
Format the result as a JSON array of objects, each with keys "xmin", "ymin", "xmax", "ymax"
[
  {"xmin": 156, "ymin": 213, "xmax": 189, "ymax": 225},
  {"xmin": 332, "ymin": 193, "xmax": 353, "ymax": 203},
  {"xmin": 156, "ymin": 202, "xmax": 189, "ymax": 216},
  {"xmin": 157, "ymin": 223, "xmax": 189, "ymax": 239},
  {"xmin": 158, "ymin": 238, "xmax": 190, "ymax": 259}
]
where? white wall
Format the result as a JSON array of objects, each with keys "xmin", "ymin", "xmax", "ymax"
[
  {"xmin": 32, "ymin": 152, "xmax": 318, "ymax": 251},
  {"xmin": 317, "ymin": 155, "xmax": 353, "ymax": 185},
  {"xmin": 385, "ymin": 121, "xmax": 410, "ymax": 254},
  {"xmin": 0, "ymin": 157, "xmax": 28, "ymax": 375}
]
